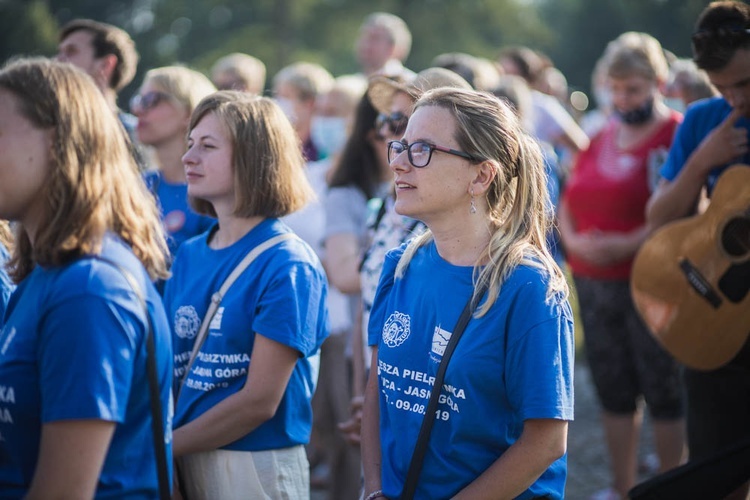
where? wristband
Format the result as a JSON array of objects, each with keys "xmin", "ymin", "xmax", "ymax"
[{"xmin": 364, "ymin": 489, "xmax": 384, "ymax": 500}]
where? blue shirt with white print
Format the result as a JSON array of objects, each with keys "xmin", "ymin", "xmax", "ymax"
[
  {"xmin": 368, "ymin": 241, "xmax": 574, "ymax": 500},
  {"xmin": 163, "ymin": 218, "xmax": 329, "ymax": 451},
  {"xmin": 0, "ymin": 235, "xmax": 173, "ymax": 498}
]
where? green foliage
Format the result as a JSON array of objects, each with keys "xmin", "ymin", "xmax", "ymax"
[{"xmin": 0, "ymin": 0, "xmax": 58, "ymax": 65}]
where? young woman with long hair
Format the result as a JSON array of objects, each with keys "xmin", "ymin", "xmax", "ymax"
[{"xmin": 0, "ymin": 57, "xmax": 172, "ymax": 498}]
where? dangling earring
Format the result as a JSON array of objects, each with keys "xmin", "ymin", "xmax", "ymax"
[{"xmin": 469, "ymin": 189, "xmax": 477, "ymax": 214}]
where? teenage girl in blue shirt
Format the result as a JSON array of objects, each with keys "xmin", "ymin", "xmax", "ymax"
[
  {"xmin": 0, "ymin": 58, "xmax": 172, "ymax": 499},
  {"xmin": 163, "ymin": 91, "xmax": 329, "ymax": 498}
]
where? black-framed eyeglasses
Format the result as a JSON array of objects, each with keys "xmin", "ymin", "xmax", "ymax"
[
  {"xmin": 130, "ymin": 91, "xmax": 171, "ymax": 113},
  {"xmin": 376, "ymin": 112, "xmax": 409, "ymax": 137},
  {"xmin": 388, "ymin": 140, "xmax": 478, "ymax": 168},
  {"xmin": 692, "ymin": 26, "xmax": 750, "ymax": 49}
]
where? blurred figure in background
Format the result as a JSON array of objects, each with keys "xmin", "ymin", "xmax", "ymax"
[
  {"xmin": 431, "ymin": 51, "xmax": 502, "ymax": 91},
  {"xmin": 559, "ymin": 32, "xmax": 685, "ymax": 500},
  {"xmin": 56, "ymin": 18, "xmax": 146, "ymax": 168},
  {"xmin": 133, "ymin": 65, "xmax": 216, "ymax": 257},
  {"xmin": 282, "ymin": 74, "xmax": 367, "ymax": 499},
  {"xmin": 663, "ymin": 57, "xmax": 718, "ymax": 114},
  {"xmin": 492, "ymin": 74, "xmax": 566, "ymax": 267},
  {"xmin": 498, "ymin": 45, "xmax": 590, "ymax": 169},
  {"xmin": 210, "ymin": 52, "xmax": 266, "ymax": 94},
  {"xmin": 273, "ymin": 62, "xmax": 334, "ymax": 163},
  {"xmin": 355, "ymin": 12, "xmax": 414, "ymax": 78}
]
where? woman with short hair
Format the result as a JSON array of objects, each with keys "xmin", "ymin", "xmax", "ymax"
[{"xmin": 164, "ymin": 91, "xmax": 329, "ymax": 498}]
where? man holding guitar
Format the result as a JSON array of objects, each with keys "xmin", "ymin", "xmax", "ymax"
[{"xmin": 646, "ymin": 2, "xmax": 750, "ymax": 498}]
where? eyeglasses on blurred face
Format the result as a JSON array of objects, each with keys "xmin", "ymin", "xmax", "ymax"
[
  {"xmin": 388, "ymin": 140, "xmax": 477, "ymax": 168},
  {"xmin": 376, "ymin": 111, "xmax": 409, "ymax": 137},
  {"xmin": 130, "ymin": 91, "xmax": 171, "ymax": 114}
]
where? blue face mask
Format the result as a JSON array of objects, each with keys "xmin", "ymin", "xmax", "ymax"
[
  {"xmin": 614, "ymin": 96, "xmax": 655, "ymax": 125},
  {"xmin": 310, "ymin": 116, "xmax": 349, "ymax": 159}
]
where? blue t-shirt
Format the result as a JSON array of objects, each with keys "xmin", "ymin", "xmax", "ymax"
[
  {"xmin": 368, "ymin": 242, "xmax": 575, "ymax": 500},
  {"xmin": 0, "ymin": 243, "xmax": 13, "ymax": 326},
  {"xmin": 661, "ymin": 96, "xmax": 750, "ymax": 193},
  {"xmin": 143, "ymin": 170, "xmax": 214, "ymax": 256},
  {"xmin": 164, "ymin": 218, "xmax": 329, "ymax": 452},
  {"xmin": 0, "ymin": 235, "xmax": 173, "ymax": 498}
]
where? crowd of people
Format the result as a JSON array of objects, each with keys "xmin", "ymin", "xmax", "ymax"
[{"xmin": 0, "ymin": 2, "xmax": 747, "ymax": 499}]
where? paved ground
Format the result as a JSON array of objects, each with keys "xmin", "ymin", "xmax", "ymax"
[
  {"xmin": 313, "ymin": 360, "xmax": 660, "ymax": 500},
  {"xmin": 566, "ymin": 362, "xmax": 657, "ymax": 499}
]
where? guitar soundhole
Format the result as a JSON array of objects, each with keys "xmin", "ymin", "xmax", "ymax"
[{"xmin": 721, "ymin": 216, "xmax": 750, "ymax": 258}]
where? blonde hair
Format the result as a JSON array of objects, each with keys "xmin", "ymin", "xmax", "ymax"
[
  {"xmin": 607, "ymin": 31, "xmax": 669, "ymax": 83},
  {"xmin": 396, "ymin": 88, "xmax": 567, "ymax": 315},
  {"xmin": 272, "ymin": 62, "xmax": 334, "ymax": 101},
  {"xmin": 0, "ymin": 221, "xmax": 12, "ymax": 253},
  {"xmin": 211, "ymin": 52, "xmax": 267, "ymax": 95},
  {"xmin": 362, "ymin": 12, "xmax": 412, "ymax": 62},
  {"xmin": 143, "ymin": 65, "xmax": 216, "ymax": 112},
  {"xmin": 188, "ymin": 91, "xmax": 314, "ymax": 219},
  {"xmin": 0, "ymin": 57, "xmax": 169, "ymax": 283}
]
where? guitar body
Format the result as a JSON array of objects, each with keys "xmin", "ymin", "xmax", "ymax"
[{"xmin": 631, "ymin": 165, "xmax": 750, "ymax": 371}]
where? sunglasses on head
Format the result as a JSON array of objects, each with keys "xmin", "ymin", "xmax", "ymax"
[
  {"xmin": 375, "ymin": 111, "xmax": 409, "ymax": 136},
  {"xmin": 129, "ymin": 91, "xmax": 171, "ymax": 113}
]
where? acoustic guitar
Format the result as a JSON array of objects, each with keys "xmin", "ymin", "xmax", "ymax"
[{"xmin": 631, "ymin": 165, "xmax": 750, "ymax": 371}]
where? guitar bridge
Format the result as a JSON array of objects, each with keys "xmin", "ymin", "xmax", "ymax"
[{"xmin": 679, "ymin": 259, "xmax": 723, "ymax": 308}]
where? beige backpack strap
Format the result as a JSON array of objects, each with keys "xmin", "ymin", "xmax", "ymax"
[{"xmin": 177, "ymin": 233, "xmax": 295, "ymax": 397}]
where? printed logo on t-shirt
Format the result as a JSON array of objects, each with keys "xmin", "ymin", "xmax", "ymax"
[
  {"xmin": 174, "ymin": 305, "xmax": 201, "ymax": 339},
  {"xmin": 431, "ymin": 325, "xmax": 452, "ymax": 358},
  {"xmin": 208, "ymin": 307, "xmax": 224, "ymax": 336},
  {"xmin": 382, "ymin": 311, "xmax": 410, "ymax": 348}
]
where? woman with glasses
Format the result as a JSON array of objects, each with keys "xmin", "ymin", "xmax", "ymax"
[
  {"xmin": 338, "ymin": 68, "xmax": 471, "ymax": 448},
  {"xmin": 361, "ymin": 87, "xmax": 574, "ymax": 500},
  {"xmin": 132, "ymin": 66, "xmax": 216, "ymax": 256},
  {"xmin": 0, "ymin": 57, "xmax": 172, "ymax": 498}
]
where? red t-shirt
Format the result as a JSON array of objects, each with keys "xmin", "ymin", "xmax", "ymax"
[{"xmin": 563, "ymin": 112, "xmax": 682, "ymax": 279}]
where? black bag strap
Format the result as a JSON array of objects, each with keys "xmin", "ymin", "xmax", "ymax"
[
  {"xmin": 400, "ymin": 281, "xmax": 489, "ymax": 500},
  {"xmin": 92, "ymin": 256, "xmax": 171, "ymax": 500}
]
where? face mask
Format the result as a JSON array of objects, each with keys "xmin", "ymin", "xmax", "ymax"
[
  {"xmin": 310, "ymin": 116, "xmax": 349, "ymax": 159},
  {"xmin": 614, "ymin": 96, "xmax": 655, "ymax": 125},
  {"xmin": 663, "ymin": 97, "xmax": 686, "ymax": 114},
  {"xmin": 274, "ymin": 97, "xmax": 297, "ymax": 126}
]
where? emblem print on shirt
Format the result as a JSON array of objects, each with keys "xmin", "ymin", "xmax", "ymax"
[
  {"xmin": 382, "ymin": 311, "xmax": 410, "ymax": 348},
  {"xmin": 174, "ymin": 305, "xmax": 201, "ymax": 339},
  {"xmin": 208, "ymin": 306, "xmax": 224, "ymax": 334},
  {"xmin": 431, "ymin": 325, "xmax": 452, "ymax": 359}
]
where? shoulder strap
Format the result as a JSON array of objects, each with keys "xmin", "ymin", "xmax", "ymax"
[
  {"xmin": 91, "ymin": 256, "xmax": 171, "ymax": 500},
  {"xmin": 177, "ymin": 232, "xmax": 295, "ymax": 397},
  {"xmin": 400, "ymin": 281, "xmax": 489, "ymax": 500}
]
